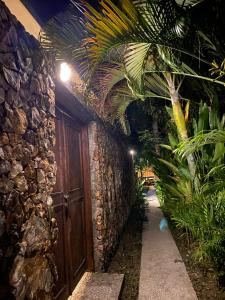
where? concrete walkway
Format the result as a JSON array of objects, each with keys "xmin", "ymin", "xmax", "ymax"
[{"xmin": 138, "ymin": 190, "xmax": 198, "ymax": 300}]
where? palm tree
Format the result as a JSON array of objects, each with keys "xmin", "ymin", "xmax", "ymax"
[
  {"xmin": 107, "ymin": 69, "xmax": 197, "ymax": 177},
  {"xmin": 40, "ymin": 0, "xmax": 219, "ymax": 179}
]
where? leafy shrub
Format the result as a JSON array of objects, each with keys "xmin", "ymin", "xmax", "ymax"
[
  {"xmin": 135, "ymin": 178, "xmax": 146, "ymax": 205},
  {"xmin": 155, "ymin": 180, "xmax": 166, "ymax": 206},
  {"xmin": 166, "ymin": 189, "xmax": 225, "ymax": 280},
  {"xmin": 150, "ymin": 101, "xmax": 225, "ymax": 283}
]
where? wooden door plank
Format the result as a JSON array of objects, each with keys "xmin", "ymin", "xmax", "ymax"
[
  {"xmin": 52, "ymin": 110, "xmax": 70, "ymax": 300},
  {"xmin": 63, "ymin": 115, "xmax": 87, "ymax": 292}
]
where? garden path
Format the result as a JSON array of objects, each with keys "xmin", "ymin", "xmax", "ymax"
[{"xmin": 138, "ymin": 189, "xmax": 197, "ymax": 300}]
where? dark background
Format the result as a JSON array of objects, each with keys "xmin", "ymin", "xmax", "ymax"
[{"xmin": 21, "ymin": 0, "xmax": 100, "ymax": 24}]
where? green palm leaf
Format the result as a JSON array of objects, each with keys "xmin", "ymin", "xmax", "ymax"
[
  {"xmin": 177, "ymin": 130, "xmax": 225, "ymax": 158},
  {"xmin": 124, "ymin": 43, "xmax": 151, "ymax": 91},
  {"xmin": 158, "ymin": 158, "xmax": 179, "ymax": 175},
  {"xmin": 109, "ymin": 84, "xmax": 136, "ymax": 134}
]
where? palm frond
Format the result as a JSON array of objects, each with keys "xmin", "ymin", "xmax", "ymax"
[
  {"xmin": 158, "ymin": 158, "xmax": 180, "ymax": 175},
  {"xmin": 84, "ymin": 0, "xmax": 137, "ymax": 63},
  {"xmin": 89, "ymin": 62, "xmax": 125, "ymax": 101},
  {"xmin": 144, "ymin": 73, "xmax": 170, "ymax": 99},
  {"xmin": 205, "ymin": 165, "xmax": 225, "ymax": 179},
  {"xmin": 177, "ymin": 130, "xmax": 225, "ymax": 158},
  {"xmin": 176, "ymin": 0, "xmax": 207, "ymax": 7},
  {"xmin": 124, "ymin": 43, "xmax": 151, "ymax": 91},
  {"xmin": 40, "ymin": 6, "xmax": 89, "ymax": 60},
  {"xmin": 84, "ymin": 0, "xmax": 195, "ymax": 70},
  {"xmin": 109, "ymin": 85, "xmax": 136, "ymax": 134}
]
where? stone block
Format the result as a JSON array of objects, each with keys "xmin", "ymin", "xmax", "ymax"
[
  {"xmin": 2, "ymin": 66, "xmax": 21, "ymax": 91},
  {"xmin": 69, "ymin": 272, "xmax": 124, "ymax": 300},
  {"xmin": 0, "ymin": 160, "xmax": 11, "ymax": 175},
  {"xmin": 12, "ymin": 108, "xmax": 28, "ymax": 134},
  {"xmin": 10, "ymin": 160, "xmax": 23, "ymax": 178},
  {"xmin": 0, "ymin": 86, "xmax": 5, "ymax": 103}
]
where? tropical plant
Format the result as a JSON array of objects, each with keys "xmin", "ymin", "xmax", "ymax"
[
  {"xmin": 152, "ymin": 99, "xmax": 225, "ymax": 281},
  {"xmin": 41, "ymin": 0, "xmax": 225, "ymax": 180},
  {"xmin": 155, "ymin": 179, "xmax": 166, "ymax": 206},
  {"xmin": 156, "ymin": 99, "xmax": 225, "ymax": 201},
  {"xmin": 176, "ymin": 100, "xmax": 225, "ymax": 189},
  {"xmin": 135, "ymin": 178, "xmax": 147, "ymax": 205},
  {"xmin": 137, "ymin": 106, "xmax": 194, "ymax": 206},
  {"xmin": 170, "ymin": 189, "xmax": 225, "ymax": 264},
  {"xmin": 157, "ymin": 135, "xmax": 193, "ymax": 203},
  {"xmin": 135, "ymin": 156, "xmax": 150, "ymax": 177}
]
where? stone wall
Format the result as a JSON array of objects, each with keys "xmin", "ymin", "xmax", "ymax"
[
  {"xmin": 0, "ymin": 2, "xmax": 57, "ymax": 299},
  {"xmin": 88, "ymin": 122, "xmax": 135, "ymax": 271}
]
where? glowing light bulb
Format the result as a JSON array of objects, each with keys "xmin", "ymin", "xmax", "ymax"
[
  {"xmin": 129, "ymin": 149, "xmax": 136, "ymax": 159},
  {"xmin": 60, "ymin": 62, "xmax": 71, "ymax": 82},
  {"xmin": 129, "ymin": 149, "xmax": 135, "ymax": 156}
]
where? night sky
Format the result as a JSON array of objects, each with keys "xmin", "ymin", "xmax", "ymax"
[{"xmin": 21, "ymin": 0, "xmax": 100, "ymax": 25}]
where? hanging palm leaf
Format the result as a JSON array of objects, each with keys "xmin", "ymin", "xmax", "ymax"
[
  {"xmin": 124, "ymin": 43, "xmax": 151, "ymax": 91},
  {"xmin": 83, "ymin": 0, "xmax": 193, "ymax": 84},
  {"xmin": 40, "ymin": 6, "xmax": 89, "ymax": 62},
  {"xmin": 41, "ymin": 0, "xmax": 220, "ymax": 99},
  {"xmin": 102, "ymin": 81, "xmax": 136, "ymax": 133},
  {"xmin": 177, "ymin": 0, "xmax": 206, "ymax": 7},
  {"xmin": 177, "ymin": 130, "xmax": 225, "ymax": 158}
]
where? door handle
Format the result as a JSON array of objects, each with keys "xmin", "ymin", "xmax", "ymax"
[{"xmin": 64, "ymin": 194, "xmax": 69, "ymax": 200}]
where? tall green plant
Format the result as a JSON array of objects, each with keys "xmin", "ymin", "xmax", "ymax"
[
  {"xmin": 177, "ymin": 101, "xmax": 225, "ymax": 189},
  {"xmin": 148, "ymin": 115, "xmax": 194, "ymax": 204},
  {"xmin": 153, "ymin": 100, "xmax": 225, "ymax": 281}
]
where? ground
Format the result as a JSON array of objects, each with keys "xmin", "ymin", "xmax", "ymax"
[
  {"xmin": 107, "ymin": 198, "xmax": 225, "ymax": 300},
  {"xmin": 169, "ymin": 221, "xmax": 225, "ymax": 300},
  {"xmin": 107, "ymin": 204, "xmax": 144, "ymax": 300}
]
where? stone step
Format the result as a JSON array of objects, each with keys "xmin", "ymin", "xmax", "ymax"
[{"xmin": 68, "ymin": 272, "xmax": 124, "ymax": 300}]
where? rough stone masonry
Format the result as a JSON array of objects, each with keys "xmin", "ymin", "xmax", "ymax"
[
  {"xmin": 89, "ymin": 122, "xmax": 135, "ymax": 271},
  {"xmin": 0, "ymin": 2, "xmax": 57, "ymax": 299}
]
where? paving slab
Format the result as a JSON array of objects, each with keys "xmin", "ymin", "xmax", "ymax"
[
  {"xmin": 68, "ymin": 272, "xmax": 124, "ymax": 300},
  {"xmin": 138, "ymin": 190, "xmax": 198, "ymax": 300}
]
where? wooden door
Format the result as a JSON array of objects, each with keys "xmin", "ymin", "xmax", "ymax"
[{"xmin": 52, "ymin": 108, "xmax": 93, "ymax": 300}]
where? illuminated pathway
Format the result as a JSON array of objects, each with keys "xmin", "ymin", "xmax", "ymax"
[{"xmin": 138, "ymin": 190, "xmax": 197, "ymax": 300}]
